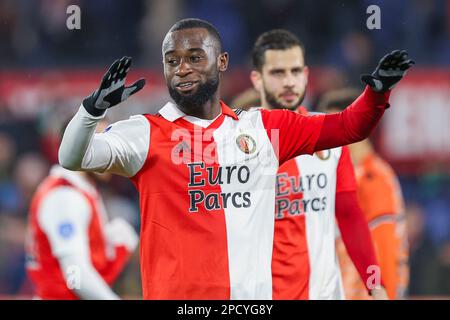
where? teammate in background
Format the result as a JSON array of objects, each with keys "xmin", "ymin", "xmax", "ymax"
[
  {"xmin": 58, "ymin": 18, "xmax": 413, "ymax": 299},
  {"xmin": 318, "ymin": 88, "xmax": 409, "ymax": 300},
  {"xmin": 250, "ymin": 29, "xmax": 387, "ymax": 300},
  {"xmin": 25, "ymin": 120, "xmax": 138, "ymax": 300}
]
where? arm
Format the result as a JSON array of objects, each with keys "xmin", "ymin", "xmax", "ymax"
[
  {"xmin": 317, "ymin": 49, "xmax": 414, "ymax": 151},
  {"xmin": 334, "ymin": 147, "xmax": 384, "ymax": 296},
  {"xmin": 59, "ymin": 107, "xmax": 150, "ymax": 177},
  {"xmin": 58, "ymin": 56, "xmax": 147, "ymax": 177},
  {"xmin": 336, "ymin": 191, "xmax": 386, "ymax": 297},
  {"xmin": 314, "ymin": 86, "xmax": 389, "ymax": 151},
  {"xmin": 261, "ymin": 50, "xmax": 414, "ymax": 164},
  {"xmin": 59, "ymin": 254, "xmax": 120, "ymax": 300},
  {"xmin": 369, "ymin": 221, "xmax": 399, "ymax": 300},
  {"xmin": 357, "ymin": 155, "xmax": 405, "ymax": 299},
  {"xmin": 38, "ymin": 187, "xmax": 120, "ymax": 300},
  {"xmin": 262, "ymin": 86, "xmax": 389, "ymax": 164}
]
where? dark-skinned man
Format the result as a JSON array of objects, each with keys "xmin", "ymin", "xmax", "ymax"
[{"xmin": 59, "ymin": 18, "xmax": 413, "ymax": 299}]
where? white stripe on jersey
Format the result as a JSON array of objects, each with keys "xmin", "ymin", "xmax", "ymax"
[
  {"xmin": 294, "ymin": 148, "xmax": 345, "ymax": 300},
  {"xmin": 213, "ymin": 111, "xmax": 278, "ymax": 299}
]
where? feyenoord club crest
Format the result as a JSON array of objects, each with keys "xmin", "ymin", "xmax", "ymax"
[
  {"xmin": 236, "ymin": 134, "xmax": 256, "ymax": 154},
  {"xmin": 315, "ymin": 149, "xmax": 331, "ymax": 160}
]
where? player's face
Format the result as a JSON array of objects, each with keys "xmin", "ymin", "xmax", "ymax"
[
  {"xmin": 252, "ymin": 46, "xmax": 308, "ymax": 110},
  {"xmin": 162, "ymin": 28, "xmax": 228, "ymax": 109}
]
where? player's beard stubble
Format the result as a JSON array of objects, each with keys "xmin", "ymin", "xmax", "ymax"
[
  {"xmin": 168, "ymin": 73, "xmax": 220, "ymax": 110},
  {"xmin": 263, "ymin": 83, "xmax": 306, "ymax": 111}
]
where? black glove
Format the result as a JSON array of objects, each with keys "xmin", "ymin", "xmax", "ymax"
[
  {"xmin": 361, "ymin": 50, "xmax": 414, "ymax": 93},
  {"xmin": 83, "ymin": 56, "xmax": 146, "ymax": 116}
]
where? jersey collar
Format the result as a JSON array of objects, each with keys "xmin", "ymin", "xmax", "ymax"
[{"xmin": 159, "ymin": 100, "xmax": 238, "ymax": 122}]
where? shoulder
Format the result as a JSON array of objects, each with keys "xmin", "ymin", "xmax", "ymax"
[
  {"xmin": 41, "ymin": 186, "xmax": 89, "ymax": 207},
  {"xmin": 236, "ymin": 107, "xmax": 295, "ymax": 125},
  {"xmin": 103, "ymin": 114, "xmax": 150, "ymax": 134},
  {"xmin": 37, "ymin": 186, "xmax": 91, "ymax": 230}
]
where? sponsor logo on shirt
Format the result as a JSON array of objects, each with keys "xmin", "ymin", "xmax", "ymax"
[
  {"xmin": 275, "ymin": 172, "xmax": 329, "ymax": 219},
  {"xmin": 187, "ymin": 162, "xmax": 252, "ymax": 212},
  {"xmin": 236, "ymin": 134, "xmax": 256, "ymax": 155}
]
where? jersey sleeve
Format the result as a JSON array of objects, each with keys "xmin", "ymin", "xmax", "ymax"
[
  {"xmin": 101, "ymin": 217, "xmax": 138, "ymax": 284},
  {"xmin": 260, "ymin": 108, "xmax": 324, "ymax": 164},
  {"xmin": 370, "ymin": 222, "xmax": 400, "ymax": 299},
  {"xmin": 37, "ymin": 187, "xmax": 91, "ymax": 258},
  {"xmin": 315, "ymin": 87, "xmax": 390, "ymax": 152},
  {"xmin": 59, "ymin": 105, "xmax": 150, "ymax": 177},
  {"xmin": 260, "ymin": 86, "xmax": 390, "ymax": 165},
  {"xmin": 59, "ymin": 254, "xmax": 120, "ymax": 299},
  {"xmin": 335, "ymin": 190, "xmax": 382, "ymax": 294},
  {"xmin": 336, "ymin": 146, "xmax": 357, "ymax": 193}
]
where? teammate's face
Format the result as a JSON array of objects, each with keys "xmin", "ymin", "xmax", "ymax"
[
  {"xmin": 162, "ymin": 28, "xmax": 228, "ymax": 109},
  {"xmin": 251, "ymin": 46, "xmax": 309, "ymax": 110}
]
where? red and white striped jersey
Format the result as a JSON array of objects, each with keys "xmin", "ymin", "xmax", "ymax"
[
  {"xmin": 134, "ymin": 102, "xmax": 325, "ymax": 299},
  {"xmin": 63, "ymin": 101, "xmax": 325, "ymax": 299},
  {"xmin": 272, "ymin": 143, "xmax": 357, "ymax": 300},
  {"xmin": 25, "ymin": 166, "xmax": 135, "ymax": 299},
  {"xmin": 59, "ymin": 87, "xmax": 389, "ymax": 299}
]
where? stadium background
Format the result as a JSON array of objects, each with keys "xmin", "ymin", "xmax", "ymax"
[{"xmin": 0, "ymin": 0, "xmax": 449, "ymax": 299}]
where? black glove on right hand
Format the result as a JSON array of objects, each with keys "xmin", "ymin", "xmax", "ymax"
[
  {"xmin": 361, "ymin": 50, "xmax": 415, "ymax": 93},
  {"xmin": 83, "ymin": 56, "xmax": 146, "ymax": 116}
]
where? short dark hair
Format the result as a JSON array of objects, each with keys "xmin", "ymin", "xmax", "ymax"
[
  {"xmin": 168, "ymin": 18, "xmax": 223, "ymax": 52},
  {"xmin": 252, "ymin": 29, "xmax": 305, "ymax": 71},
  {"xmin": 317, "ymin": 88, "xmax": 361, "ymax": 113}
]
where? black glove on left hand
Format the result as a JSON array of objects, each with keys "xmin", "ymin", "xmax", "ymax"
[
  {"xmin": 83, "ymin": 56, "xmax": 146, "ymax": 116},
  {"xmin": 361, "ymin": 50, "xmax": 415, "ymax": 93}
]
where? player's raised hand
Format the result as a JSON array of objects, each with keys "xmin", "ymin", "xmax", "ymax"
[
  {"xmin": 83, "ymin": 56, "xmax": 146, "ymax": 116},
  {"xmin": 361, "ymin": 50, "xmax": 415, "ymax": 93}
]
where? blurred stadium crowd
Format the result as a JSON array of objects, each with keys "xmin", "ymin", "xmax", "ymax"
[{"xmin": 0, "ymin": 0, "xmax": 449, "ymax": 298}]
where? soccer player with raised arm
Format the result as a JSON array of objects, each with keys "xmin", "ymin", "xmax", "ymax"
[
  {"xmin": 26, "ymin": 120, "xmax": 138, "ymax": 300},
  {"xmin": 59, "ymin": 18, "xmax": 413, "ymax": 299},
  {"xmin": 318, "ymin": 88, "xmax": 409, "ymax": 300},
  {"xmin": 249, "ymin": 29, "xmax": 396, "ymax": 300}
]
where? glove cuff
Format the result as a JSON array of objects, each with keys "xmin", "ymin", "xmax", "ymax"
[{"xmin": 82, "ymin": 92, "xmax": 106, "ymax": 117}]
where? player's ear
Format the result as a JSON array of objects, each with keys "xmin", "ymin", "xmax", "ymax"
[
  {"xmin": 218, "ymin": 52, "xmax": 228, "ymax": 72},
  {"xmin": 250, "ymin": 70, "xmax": 263, "ymax": 91}
]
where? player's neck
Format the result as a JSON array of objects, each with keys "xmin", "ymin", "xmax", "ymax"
[
  {"xmin": 179, "ymin": 93, "xmax": 222, "ymax": 120},
  {"xmin": 260, "ymin": 96, "xmax": 272, "ymax": 110}
]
